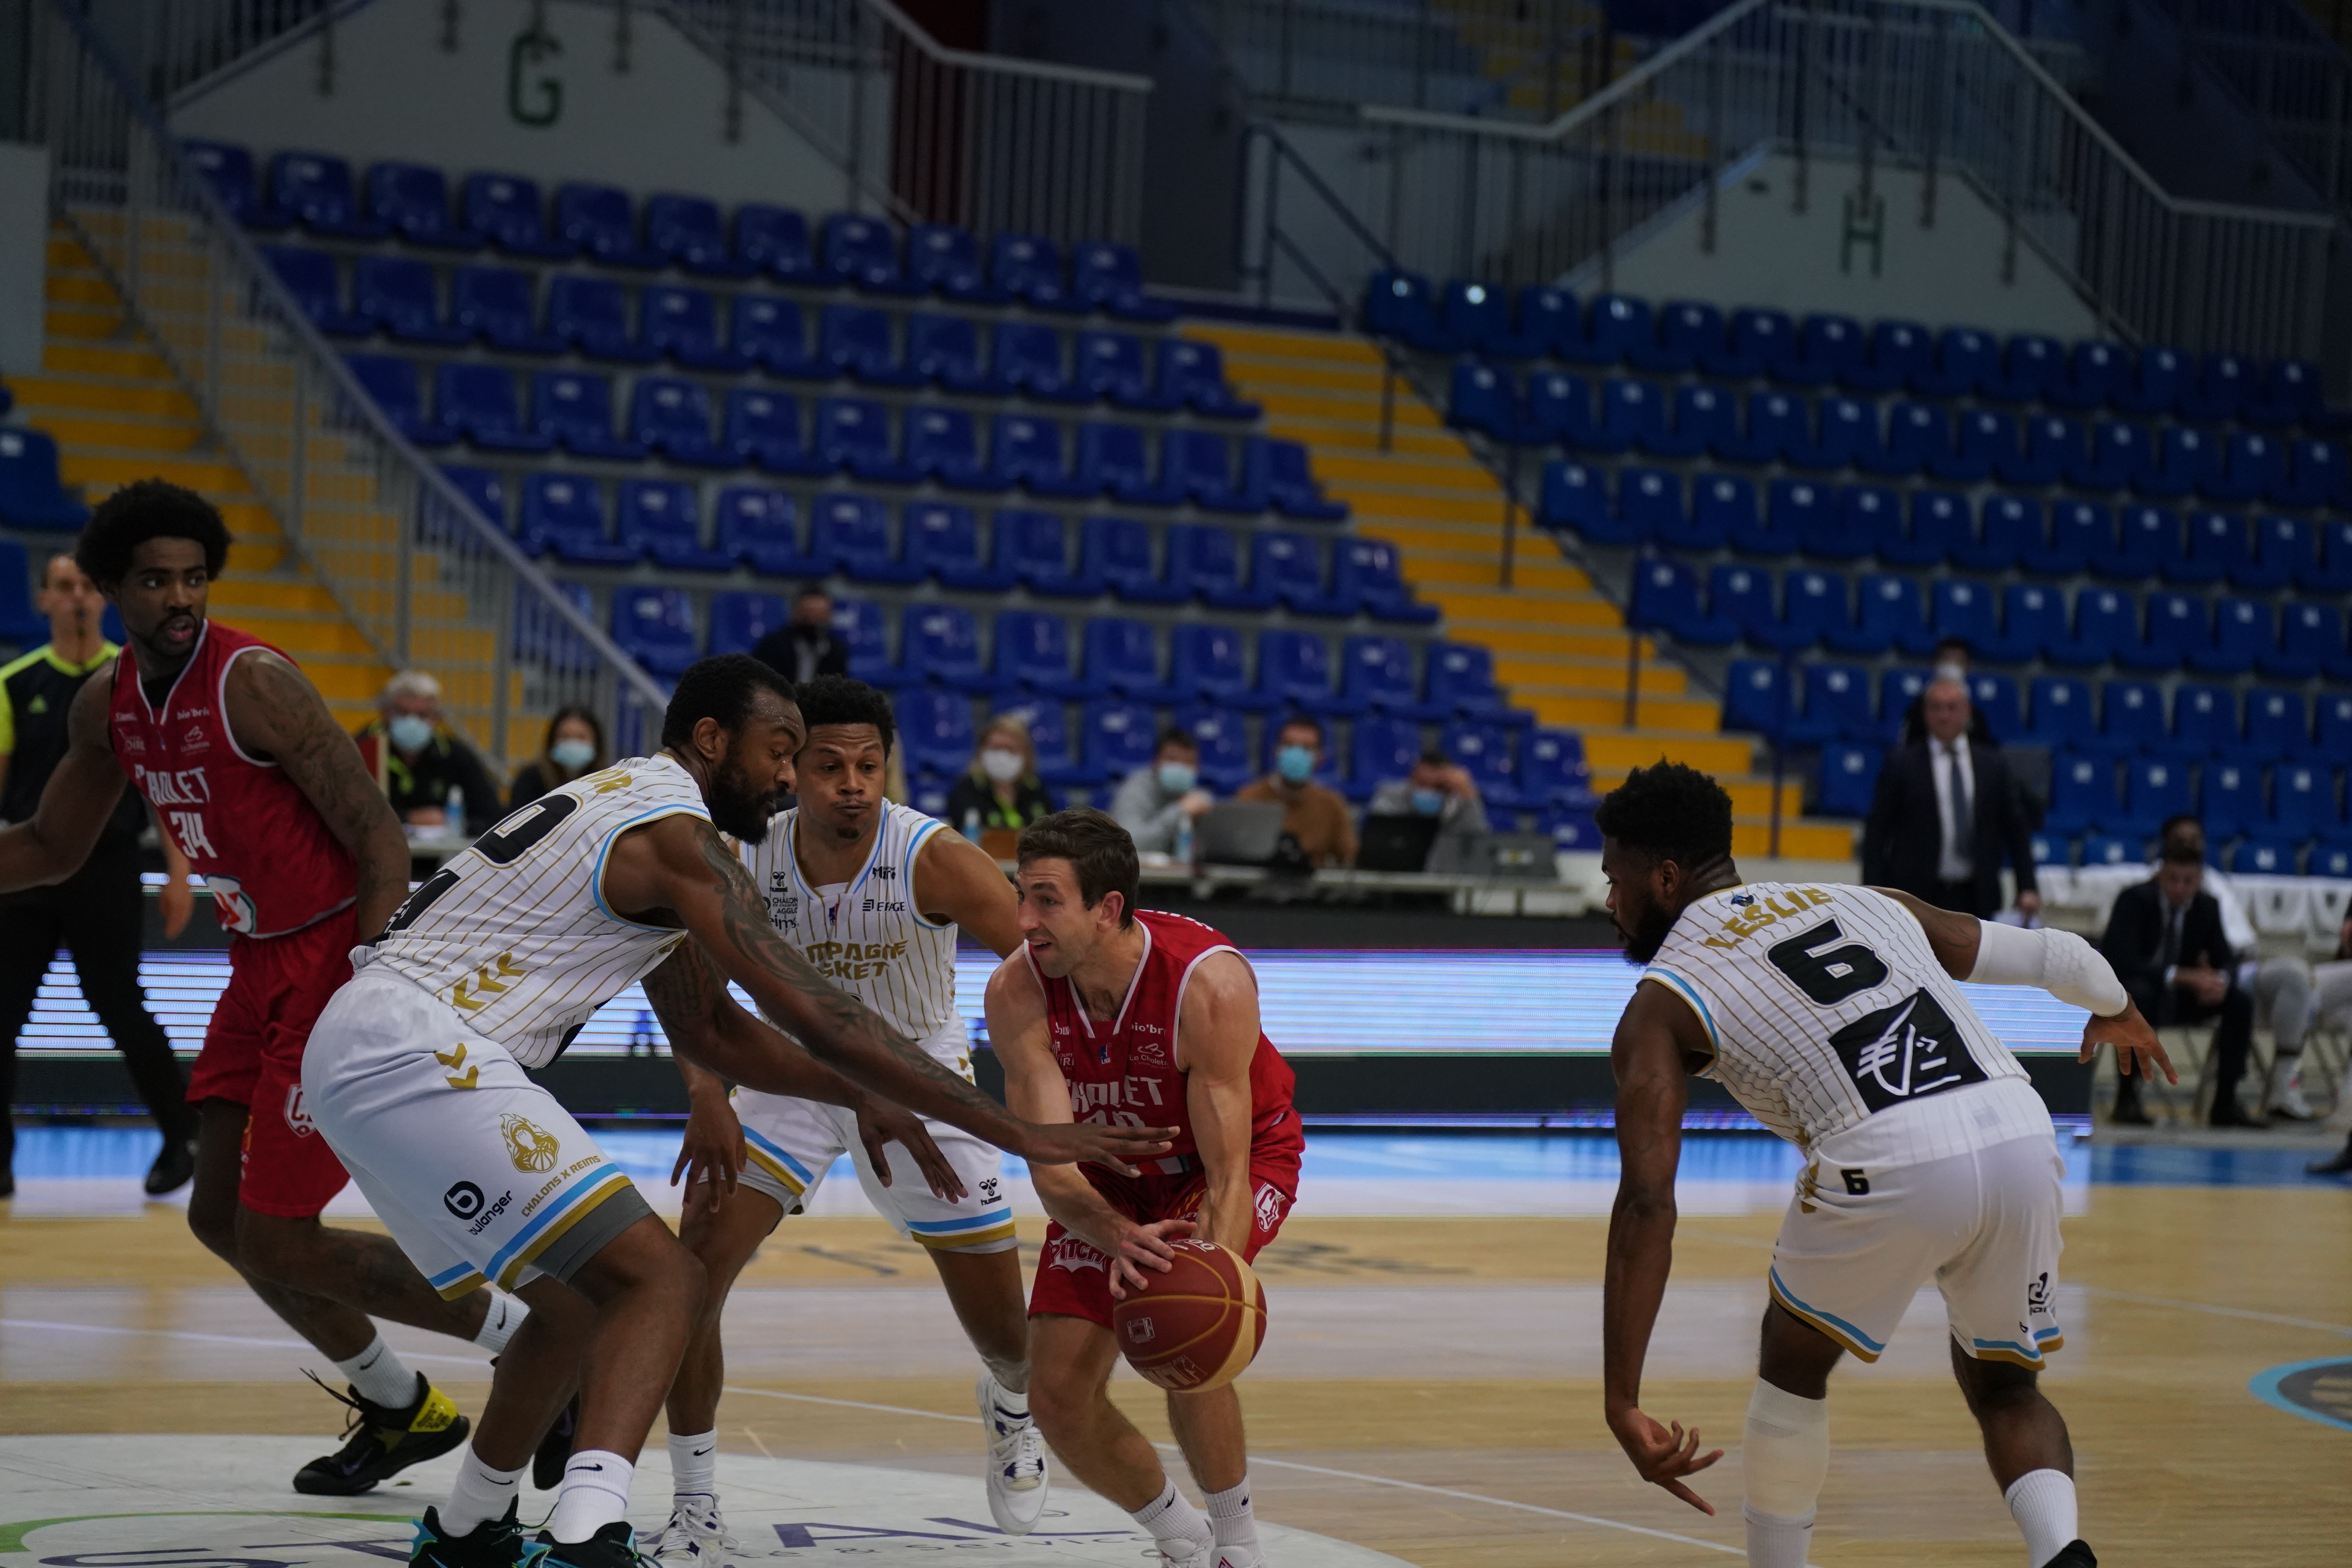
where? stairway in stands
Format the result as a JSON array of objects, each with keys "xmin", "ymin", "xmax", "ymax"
[
  {"xmin": 11, "ymin": 228, "xmax": 387, "ymax": 731},
  {"xmin": 1193, "ymin": 323, "xmax": 1854, "ymax": 860}
]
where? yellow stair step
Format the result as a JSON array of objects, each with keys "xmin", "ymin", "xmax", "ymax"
[
  {"xmin": 44, "ymin": 341, "xmax": 176, "ymax": 380},
  {"xmin": 11, "ymin": 376, "xmax": 202, "ymax": 420},
  {"xmin": 1335, "ymin": 488, "xmax": 1516, "ymax": 526},
  {"xmin": 1498, "ymin": 660, "xmax": 1686, "ymax": 698},
  {"xmin": 1524, "ymin": 693, "xmax": 1720, "ymax": 731},
  {"xmin": 27, "ymin": 413, "xmax": 203, "ymax": 456},
  {"xmin": 210, "ymin": 579, "xmax": 347, "ymax": 616},
  {"xmin": 1192, "ymin": 325, "xmax": 1380, "ymax": 364},
  {"xmin": 1584, "ymin": 768, "xmax": 1806, "ymax": 820},
  {"xmin": 1737, "ymin": 821, "xmax": 1857, "ymax": 860},
  {"xmin": 1579, "ymin": 731, "xmax": 1758, "ymax": 775},
  {"xmin": 1424, "ymin": 588, "xmax": 1622, "ymax": 628},
  {"xmin": 61, "ymin": 451, "xmax": 249, "ymax": 494}
]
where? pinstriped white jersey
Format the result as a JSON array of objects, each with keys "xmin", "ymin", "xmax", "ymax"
[
  {"xmin": 1643, "ymin": 883, "xmax": 2038, "ymax": 1166},
  {"xmin": 739, "ymin": 799, "xmax": 968, "ymax": 1066},
  {"xmin": 362, "ymin": 754, "xmax": 709, "ymax": 1068}
]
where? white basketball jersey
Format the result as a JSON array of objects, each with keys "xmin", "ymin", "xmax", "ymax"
[
  {"xmin": 738, "ymin": 799, "xmax": 965, "ymax": 1062},
  {"xmin": 1643, "ymin": 882, "xmax": 2042, "ymax": 1167},
  {"xmin": 364, "ymin": 754, "xmax": 710, "ymax": 1067}
]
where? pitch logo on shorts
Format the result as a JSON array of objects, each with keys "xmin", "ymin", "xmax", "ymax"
[
  {"xmin": 1049, "ymin": 1236, "xmax": 1107, "ymax": 1274},
  {"xmin": 1254, "ymin": 1182, "xmax": 1288, "ymax": 1230},
  {"xmin": 501, "ymin": 1114, "xmax": 561, "ymax": 1172},
  {"xmin": 282, "ymin": 1083, "xmax": 316, "ymax": 1138}
]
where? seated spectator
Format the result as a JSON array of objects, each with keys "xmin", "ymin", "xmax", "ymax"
[
  {"xmin": 1367, "ymin": 748, "xmax": 1490, "ymax": 869},
  {"xmin": 2310, "ymin": 911, "xmax": 2352, "ymax": 1175},
  {"xmin": 2098, "ymin": 843, "xmax": 2258, "ymax": 1127},
  {"xmin": 751, "ymin": 584, "xmax": 849, "ymax": 684},
  {"xmin": 1111, "ymin": 727, "xmax": 1214, "ymax": 860},
  {"xmin": 2155, "ymin": 814, "xmax": 2316, "ymax": 1121},
  {"xmin": 1237, "ymin": 714, "xmax": 1357, "ymax": 868},
  {"xmin": 353, "ymin": 669, "xmax": 503, "ymax": 830},
  {"xmin": 506, "ymin": 704, "xmax": 607, "ymax": 805},
  {"xmin": 944, "ymin": 712, "xmax": 1058, "ymax": 835}
]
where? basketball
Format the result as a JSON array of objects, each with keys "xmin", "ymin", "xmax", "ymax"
[{"xmin": 1111, "ymin": 1240, "xmax": 1269, "ymax": 1393}]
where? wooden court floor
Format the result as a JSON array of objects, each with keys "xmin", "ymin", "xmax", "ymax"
[{"xmin": 4, "ymin": 1192, "xmax": 2347, "ymax": 1565}]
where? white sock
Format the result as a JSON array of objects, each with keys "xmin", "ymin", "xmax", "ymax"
[
  {"xmin": 669, "ymin": 1429, "xmax": 718, "ymax": 1501},
  {"xmin": 2005, "ymin": 1468, "xmax": 2079, "ymax": 1566},
  {"xmin": 1130, "ymin": 1479, "xmax": 1212, "ymax": 1552},
  {"xmin": 474, "ymin": 1293, "xmax": 528, "ymax": 1355},
  {"xmin": 990, "ymin": 1377, "xmax": 1031, "ymax": 1415},
  {"xmin": 335, "ymin": 1335, "xmax": 420, "ymax": 1410},
  {"xmin": 548, "ymin": 1449, "xmax": 634, "ymax": 1543},
  {"xmin": 1205, "ymin": 1474, "xmax": 1258, "ymax": 1555},
  {"xmin": 1743, "ymin": 1503, "xmax": 1816, "ymax": 1568},
  {"xmin": 441, "ymin": 1446, "xmax": 527, "ymax": 1537}
]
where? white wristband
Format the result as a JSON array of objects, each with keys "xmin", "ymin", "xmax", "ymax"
[{"xmin": 1968, "ymin": 920, "xmax": 2129, "ymax": 1017}]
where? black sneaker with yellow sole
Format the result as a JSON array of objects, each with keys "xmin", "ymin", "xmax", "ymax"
[
  {"xmin": 293, "ymin": 1371, "xmax": 470, "ymax": 1495},
  {"xmin": 411, "ymin": 1501, "xmax": 538, "ymax": 1568}
]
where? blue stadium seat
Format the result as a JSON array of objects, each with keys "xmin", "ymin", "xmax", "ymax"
[
  {"xmin": 904, "ymin": 407, "xmax": 999, "ymax": 491},
  {"xmin": 628, "ymin": 377, "xmax": 732, "ymax": 467},
  {"xmin": 351, "ymin": 256, "xmax": 468, "ymax": 345},
  {"xmin": 2192, "ymin": 597, "xmax": 2275, "ymax": 677},
  {"xmin": 2239, "ymin": 688, "xmax": 2310, "ymax": 764},
  {"xmin": 1708, "ymin": 307, "xmax": 1800, "ymax": 381},
  {"xmin": 1952, "ymin": 494, "xmax": 2043, "ymax": 575},
  {"xmin": 2000, "ymin": 584, "xmax": 2067, "ymax": 662},
  {"xmin": 1911, "ymin": 325, "xmax": 1998, "ymax": 398},
  {"xmin": 2097, "ymin": 503, "xmax": 2184, "ymax": 581},
  {"xmin": 900, "ymin": 605, "xmax": 993, "ymax": 692},
  {"xmin": 2276, "ymin": 437, "xmax": 2347, "ymax": 509},
  {"xmin": 1843, "ymin": 319, "xmax": 1930, "ymax": 392},
  {"xmin": 1334, "ymin": 537, "xmax": 1437, "ymax": 624},
  {"xmin": 2198, "ymin": 760, "xmax": 2264, "ymax": 840},
  {"xmin": 2049, "ymin": 341, "xmax": 2129, "ymax": 411},
  {"xmin": 555, "ymin": 183, "xmax": 663, "ymax": 267},
  {"xmin": 1527, "ymin": 370, "xmax": 1606, "ymax": 449},
  {"xmin": 1085, "ymin": 422, "xmax": 1185, "ymax": 506},
  {"xmin": 1252, "ymin": 531, "xmax": 1352, "ymax": 618},
  {"xmin": 2068, "ymin": 420, "xmax": 2153, "ymax": 492},
  {"xmin": 898, "ymin": 688, "xmax": 977, "ymax": 775},
  {"xmin": 618, "ymin": 479, "xmax": 732, "ymax": 570},
  {"xmin": 1738, "ymin": 477, "xmax": 1820, "ymax": 557},
  {"xmin": 1717, "ymin": 390, "xmax": 1811, "ymax": 466},
  {"xmin": 450, "ymin": 265, "xmax": 564, "ymax": 353},
  {"xmin": 831, "ymin": 598, "xmax": 906, "ymax": 686},
  {"xmin": 1614, "ymin": 467, "xmax": 1684, "ymax": 544},
  {"xmin": 434, "ymin": 363, "xmax": 551, "ymax": 453},
  {"xmin": 533, "ymin": 370, "xmax": 645, "ymax": 459},
  {"xmin": 995, "ymin": 697, "xmax": 1083, "ymax": 785},
  {"xmin": 2118, "ymin": 757, "xmax": 2195, "ymax": 837},
  {"xmin": 521, "ymin": 474, "xmax": 636, "ymax": 564},
  {"xmin": 2026, "ymin": 500, "xmax": 2112, "ymax": 577},
  {"xmin": 1158, "ymin": 339, "xmax": 1258, "ymax": 419},
  {"xmin": 2044, "ymin": 753, "xmax": 2119, "ymax": 836},
  {"xmin": 1880, "ymin": 488, "xmax": 1969, "ymax": 567},
  {"xmin": 269, "ymin": 150, "xmax": 385, "ymax": 239},
  {"xmin": 2136, "ymin": 591, "xmax": 2210, "ymax": 670},
  {"xmin": 1854, "ymin": 574, "xmax": 1937, "ymax": 657},
  {"xmin": 1183, "ymin": 707, "xmax": 1256, "ymax": 792},
  {"xmin": 1451, "ymin": 363, "xmax": 1528, "ymax": 445},
  {"xmin": 1877, "ymin": 668, "xmax": 1931, "ymax": 742},
  {"xmin": 1721, "ymin": 659, "xmax": 1788, "ymax": 737},
  {"xmin": 1171, "ymin": 624, "xmax": 1261, "ymax": 710},
  {"xmin": 907, "ymin": 502, "xmax": 1017, "ymax": 592},
  {"xmin": 642, "ymin": 286, "xmax": 751, "ymax": 372},
  {"xmin": 905, "ymin": 313, "xmax": 1007, "ymax": 396},
  {"xmin": 2098, "ymin": 679, "xmax": 2168, "ymax": 755},
  {"xmin": 1346, "ymin": 716, "xmax": 1424, "ymax": 803},
  {"xmin": 2229, "ymin": 835, "xmax": 2305, "ymax": 875},
  {"xmin": 1506, "ymin": 287, "xmax": 1579, "ymax": 360},
  {"xmin": 708, "ymin": 591, "xmax": 791, "ymax": 657},
  {"xmin": 992, "ymin": 234, "xmax": 1078, "ymax": 312},
  {"xmin": 2183, "ymin": 353, "xmax": 2256, "ymax": 425},
  {"xmin": 1628, "ymin": 557, "xmax": 1738, "ymax": 646},
  {"xmin": 1080, "ymin": 701, "xmax": 1161, "ymax": 783},
  {"xmin": 993, "ymin": 414, "xmax": 1092, "ymax": 497},
  {"xmin": 461, "ymin": 172, "xmax": 572, "ymax": 258},
  {"xmin": 1711, "ymin": 564, "xmax": 1800, "ymax": 652},
  {"xmin": 1786, "ymin": 662, "xmax": 1873, "ymax": 744},
  {"xmin": 1793, "ymin": 479, "xmax": 1873, "ymax": 559},
  {"xmin": 1600, "ymin": 378, "xmax": 1671, "ymax": 453},
  {"xmin": 1586, "ymin": 294, "xmax": 1662, "ymax": 368},
  {"xmin": 2144, "ymin": 425, "xmax": 2218, "ymax": 501},
  {"xmin": 1658, "ymin": 385, "xmax": 1737, "ymax": 461},
  {"xmin": 908, "ymin": 222, "xmax": 1004, "ymax": 303},
  {"xmin": 1427, "ymin": 642, "xmax": 1510, "ymax": 720},
  {"xmin": 610, "ymin": 587, "xmax": 700, "ymax": 675},
  {"xmin": 646, "ymin": 193, "xmax": 754, "ymax": 278},
  {"xmin": 1443, "ymin": 722, "xmax": 1521, "ymax": 808},
  {"xmin": 1648, "ymin": 300, "xmax": 1724, "ymax": 370},
  {"xmin": 1538, "ymin": 460, "xmax": 1618, "ymax": 541},
  {"xmin": 1167, "ymin": 524, "xmax": 1277, "ymax": 612},
  {"xmin": 1081, "ymin": 516, "xmax": 1187, "ymax": 604},
  {"xmin": 2044, "ymin": 581, "xmax": 2133, "ymax": 669},
  {"xmin": 546, "ymin": 276, "xmax": 658, "ymax": 363},
  {"xmin": 2236, "ymin": 514, "xmax": 2312, "ymax": 593},
  {"xmin": 1163, "ymin": 431, "xmax": 1251, "ymax": 514},
  {"xmin": 1439, "ymin": 281, "xmax": 1529, "ymax": 358},
  {"xmin": 1255, "ymin": 629, "xmax": 1347, "ymax": 715},
  {"xmin": 2273, "ymin": 762, "xmax": 2340, "ymax": 841},
  {"xmin": 2314, "ymin": 694, "xmax": 2352, "ymax": 765},
  {"xmin": 2307, "ymin": 519, "xmax": 2352, "ymax": 593},
  {"xmin": 1857, "ymin": 401, "xmax": 1951, "ymax": 479},
  {"xmin": 186, "ymin": 140, "xmax": 290, "ymax": 230},
  {"xmin": 724, "ymin": 389, "xmax": 831, "ymax": 478},
  {"xmin": 437, "ymin": 465, "xmax": 506, "ymax": 532},
  {"xmin": 1086, "ymin": 620, "xmax": 1181, "ymax": 703},
  {"xmin": 2169, "ymin": 510, "xmax": 2250, "ymax": 587},
  {"xmin": 1523, "ymin": 730, "xmax": 1598, "ymax": 809},
  {"xmin": 345, "ymin": 354, "xmax": 450, "ymax": 447},
  {"xmin": 1243, "ymin": 437, "xmax": 1349, "ymax": 522},
  {"xmin": 715, "ymin": 487, "xmax": 811, "ymax": 574},
  {"xmin": 1818, "ymin": 743, "xmax": 1883, "ymax": 816},
  {"xmin": 261, "ymin": 245, "xmax": 369, "ymax": 337},
  {"xmin": 1791, "ymin": 315, "xmax": 1864, "ymax": 385},
  {"xmin": 995, "ymin": 510, "xmax": 1088, "ymax": 597},
  {"xmin": 820, "ymin": 304, "xmax": 924, "ymax": 387},
  {"xmin": 2207, "ymin": 430, "xmax": 2284, "ymax": 506},
  {"xmin": 1790, "ymin": 396, "xmax": 1875, "ymax": 472},
  {"xmin": 1072, "ymin": 241, "xmax": 1174, "ymax": 320},
  {"xmin": 820, "ymin": 214, "xmax": 921, "ymax": 295},
  {"xmin": 1931, "ymin": 579, "xmax": 2007, "ymax": 662},
  {"xmin": 2253, "ymin": 357, "xmax": 2330, "ymax": 427},
  {"xmin": 1965, "ymin": 672, "xmax": 2023, "ymax": 741},
  {"xmin": 2007, "ymin": 412, "xmax": 2082, "ymax": 488},
  {"xmin": 2023, "ymin": 677, "xmax": 2094, "ymax": 751},
  {"xmin": 1934, "ymin": 408, "xmax": 2014, "ymax": 486},
  {"xmin": 1985, "ymin": 334, "xmax": 2064, "ymax": 403},
  {"xmin": 1075, "ymin": 330, "xmax": 1178, "ymax": 412},
  {"xmin": 731, "ymin": 295, "xmax": 822, "ymax": 377},
  {"xmin": 815, "ymin": 397, "xmax": 922, "ymax": 485},
  {"xmin": 810, "ymin": 493, "xmax": 924, "ymax": 584},
  {"xmin": 2269, "ymin": 601, "xmax": 2350, "ymax": 682},
  {"xmin": 2080, "ymin": 833, "xmax": 2143, "ymax": 867},
  {"xmin": 1342, "ymin": 635, "xmax": 1443, "ymax": 720},
  {"xmin": 2159, "ymin": 682, "xmax": 2239, "ymax": 761}
]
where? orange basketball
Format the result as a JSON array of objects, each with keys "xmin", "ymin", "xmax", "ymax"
[{"xmin": 1111, "ymin": 1239, "xmax": 1268, "ymax": 1392}]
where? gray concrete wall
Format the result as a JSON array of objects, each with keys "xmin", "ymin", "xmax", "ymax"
[{"xmin": 0, "ymin": 142, "xmax": 48, "ymax": 378}]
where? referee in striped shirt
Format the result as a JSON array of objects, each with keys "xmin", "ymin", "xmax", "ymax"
[{"xmin": 0, "ymin": 552, "xmax": 199, "ymax": 1198}]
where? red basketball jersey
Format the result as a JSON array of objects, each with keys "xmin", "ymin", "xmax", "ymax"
[
  {"xmin": 107, "ymin": 621, "xmax": 356, "ymax": 939},
  {"xmin": 1022, "ymin": 909, "xmax": 1302, "ymax": 1165}
]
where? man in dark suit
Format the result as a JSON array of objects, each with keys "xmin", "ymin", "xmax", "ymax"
[
  {"xmin": 2098, "ymin": 845, "xmax": 2260, "ymax": 1127},
  {"xmin": 750, "ymin": 585, "xmax": 850, "ymax": 684},
  {"xmin": 1863, "ymin": 677, "xmax": 2041, "ymax": 919}
]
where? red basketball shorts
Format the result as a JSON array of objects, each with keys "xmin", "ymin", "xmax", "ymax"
[
  {"xmin": 1028, "ymin": 1149, "xmax": 1300, "ymax": 1329},
  {"xmin": 187, "ymin": 908, "xmax": 357, "ymax": 1218}
]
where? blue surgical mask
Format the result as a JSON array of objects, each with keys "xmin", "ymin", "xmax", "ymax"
[
  {"xmin": 1276, "ymin": 745, "xmax": 1315, "ymax": 784},
  {"xmin": 1411, "ymin": 788, "xmax": 1445, "ymax": 817},
  {"xmin": 1156, "ymin": 762, "xmax": 1198, "ymax": 794},
  {"xmin": 387, "ymin": 714, "xmax": 434, "ymax": 753},
  {"xmin": 550, "ymin": 738, "xmax": 595, "ymax": 772}
]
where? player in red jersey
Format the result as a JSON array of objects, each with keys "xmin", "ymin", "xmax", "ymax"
[
  {"xmin": 984, "ymin": 808, "xmax": 1303, "ymax": 1568},
  {"xmin": 0, "ymin": 481, "xmax": 527, "ymax": 1492}
]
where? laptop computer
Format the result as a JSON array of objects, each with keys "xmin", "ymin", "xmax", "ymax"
[
  {"xmin": 1356, "ymin": 813, "xmax": 1442, "ymax": 872},
  {"xmin": 1195, "ymin": 801, "xmax": 1287, "ymax": 866}
]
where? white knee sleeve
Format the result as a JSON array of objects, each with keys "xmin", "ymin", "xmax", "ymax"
[{"xmin": 1744, "ymin": 1379, "xmax": 1830, "ymax": 1519}]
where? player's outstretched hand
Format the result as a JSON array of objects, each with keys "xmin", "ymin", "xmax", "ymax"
[
  {"xmin": 670, "ymin": 1091, "xmax": 746, "ymax": 1212},
  {"xmin": 1606, "ymin": 1405, "xmax": 1722, "ymax": 1515},
  {"xmin": 1107, "ymin": 1217, "xmax": 1198, "ymax": 1301},
  {"xmin": 2079, "ymin": 996, "xmax": 2178, "ymax": 1084},
  {"xmin": 1018, "ymin": 1120, "xmax": 1178, "ymax": 1177},
  {"xmin": 855, "ymin": 1098, "xmax": 967, "ymax": 1203}
]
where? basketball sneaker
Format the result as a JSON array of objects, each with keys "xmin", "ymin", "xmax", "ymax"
[
  {"xmin": 292, "ymin": 1371, "xmax": 470, "ymax": 1495},
  {"xmin": 648, "ymin": 1495, "xmax": 733, "ymax": 1568},
  {"xmin": 532, "ymin": 1522, "xmax": 647, "ymax": 1568},
  {"xmin": 409, "ymin": 1501, "xmax": 537, "ymax": 1568},
  {"xmin": 975, "ymin": 1372, "xmax": 1049, "ymax": 1534},
  {"xmin": 2039, "ymin": 1543, "xmax": 2096, "ymax": 1568}
]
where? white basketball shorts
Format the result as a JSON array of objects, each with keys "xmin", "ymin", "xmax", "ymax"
[
  {"xmin": 729, "ymin": 1015, "xmax": 1014, "ymax": 1253},
  {"xmin": 303, "ymin": 963, "xmax": 653, "ymax": 1299},
  {"xmin": 1767, "ymin": 1128, "xmax": 2066, "ymax": 1370}
]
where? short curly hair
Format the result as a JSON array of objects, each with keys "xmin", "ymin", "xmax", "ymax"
[
  {"xmin": 1593, "ymin": 760, "xmax": 1734, "ymax": 870},
  {"xmin": 796, "ymin": 675, "xmax": 895, "ymax": 756},
  {"xmin": 76, "ymin": 479, "xmax": 232, "ymax": 587}
]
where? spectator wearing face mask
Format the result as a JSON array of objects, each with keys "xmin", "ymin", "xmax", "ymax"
[
  {"xmin": 1237, "ymin": 714, "xmax": 1357, "ymax": 867},
  {"xmin": 352, "ymin": 669, "xmax": 504, "ymax": 829},
  {"xmin": 1111, "ymin": 728, "xmax": 1214, "ymax": 857},
  {"xmin": 1368, "ymin": 748, "xmax": 1490, "ymax": 867},
  {"xmin": 942, "ymin": 712, "xmax": 1059, "ymax": 834},
  {"xmin": 505, "ymin": 705, "xmax": 607, "ymax": 806}
]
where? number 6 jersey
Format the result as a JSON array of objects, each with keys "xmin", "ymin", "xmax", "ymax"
[
  {"xmin": 361, "ymin": 753, "xmax": 709, "ymax": 1067},
  {"xmin": 1642, "ymin": 882, "xmax": 2046, "ymax": 1170}
]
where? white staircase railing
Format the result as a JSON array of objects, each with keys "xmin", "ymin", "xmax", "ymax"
[{"xmin": 29, "ymin": 0, "xmax": 671, "ymax": 767}]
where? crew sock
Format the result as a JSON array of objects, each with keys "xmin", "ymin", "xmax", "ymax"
[
  {"xmin": 1130, "ymin": 1479, "xmax": 1212, "ymax": 1554},
  {"xmin": 1205, "ymin": 1474, "xmax": 1258, "ymax": 1555},
  {"xmin": 473, "ymin": 1294, "xmax": 528, "ymax": 1356},
  {"xmin": 668, "ymin": 1429, "xmax": 718, "ymax": 1501},
  {"xmin": 548, "ymin": 1450, "xmax": 633, "ymax": 1543},
  {"xmin": 2005, "ymin": 1468, "xmax": 2080, "ymax": 1567},
  {"xmin": 441, "ymin": 1446, "xmax": 527, "ymax": 1537},
  {"xmin": 335, "ymin": 1336, "xmax": 420, "ymax": 1411}
]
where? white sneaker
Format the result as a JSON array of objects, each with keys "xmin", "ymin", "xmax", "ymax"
[
  {"xmin": 649, "ymin": 1495, "xmax": 733, "ymax": 1568},
  {"xmin": 1213, "ymin": 1548, "xmax": 1263, "ymax": 1568},
  {"xmin": 2268, "ymin": 1079, "xmax": 2317, "ymax": 1120},
  {"xmin": 1144, "ymin": 1546, "xmax": 1211, "ymax": 1568},
  {"xmin": 976, "ymin": 1372, "xmax": 1049, "ymax": 1535}
]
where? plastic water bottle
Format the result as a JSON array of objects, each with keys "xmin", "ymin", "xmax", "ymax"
[
  {"xmin": 963, "ymin": 806, "xmax": 983, "ymax": 842},
  {"xmin": 444, "ymin": 785, "xmax": 466, "ymax": 841},
  {"xmin": 1173, "ymin": 811, "xmax": 1195, "ymax": 870}
]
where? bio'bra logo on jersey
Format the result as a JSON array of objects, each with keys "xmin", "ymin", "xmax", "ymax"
[{"xmin": 501, "ymin": 1114, "xmax": 561, "ymax": 1172}]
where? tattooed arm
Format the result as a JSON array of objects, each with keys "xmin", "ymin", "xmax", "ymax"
[
  {"xmin": 604, "ymin": 813, "xmax": 1172, "ymax": 1170},
  {"xmin": 0, "ymin": 666, "xmax": 131, "ymax": 891},
  {"xmin": 223, "ymin": 650, "xmax": 408, "ymax": 936}
]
